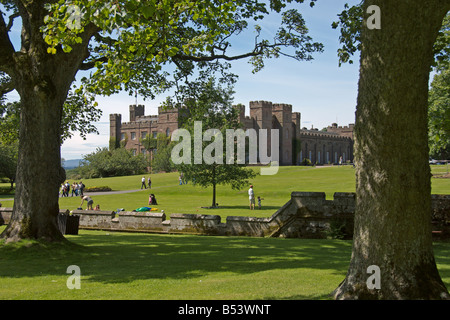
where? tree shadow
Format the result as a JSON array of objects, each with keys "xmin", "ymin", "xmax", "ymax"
[
  {"xmin": 1, "ymin": 231, "xmax": 448, "ymax": 298},
  {"xmin": 0, "ymin": 232, "xmax": 351, "ymax": 288},
  {"xmin": 202, "ymin": 205, "xmax": 281, "ymax": 211}
]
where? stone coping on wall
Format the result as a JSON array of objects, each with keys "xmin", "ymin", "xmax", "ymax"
[{"xmin": 0, "ymin": 192, "xmax": 449, "ymax": 238}]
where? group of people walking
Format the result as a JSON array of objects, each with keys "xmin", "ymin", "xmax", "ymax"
[
  {"xmin": 60, "ymin": 181, "xmax": 85, "ymax": 197},
  {"xmin": 141, "ymin": 176, "xmax": 152, "ymax": 189},
  {"xmin": 59, "ymin": 176, "xmax": 262, "ymax": 212}
]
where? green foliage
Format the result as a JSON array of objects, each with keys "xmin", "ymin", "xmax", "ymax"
[
  {"xmin": 0, "ymin": 101, "xmax": 20, "ymax": 144},
  {"xmin": 432, "ymin": 14, "xmax": 450, "ymax": 72},
  {"xmin": 0, "ymin": 142, "xmax": 17, "ymax": 188},
  {"xmin": 332, "ymin": 6, "xmax": 449, "ymax": 158},
  {"xmin": 38, "ymin": 0, "xmax": 323, "ymax": 99},
  {"xmin": 109, "ymin": 137, "xmax": 119, "ymax": 150},
  {"xmin": 428, "ymin": 67, "xmax": 450, "ymax": 159},
  {"xmin": 325, "ymin": 217, "xmax": 353, "ymax": 240},
  {"xmin": 78, "ymin": 147, "xmax": 148, "ymax": 178},
  {"xmin": 141, "ymin": 135, "xmax": 157, "ymax": 151},
  {"xmin": 60, "ymin": 86, "xmax": 102, "ymax": 142},
  {"xmin": 331, "ymin": 3, "xmax": 363, "ymax": 66},
  {"xmin": 84, "ymin": 186, "xmax": 112, "ymax": 192},
  {"xmin": 0, "ymin": 87, "xmax": 101, "ymax": 145},
  {"xmin": 152, "ymin": 133, "xmax": 175, "ymax": 173},
  {"xmin": 171, "ymin": 77, "xmax": 257, "ymax": 206},
  {"xmin": 332, "ymin": 6, "xmax": 449, "ymax": 69},
  {"xmin": 301, "ymin": 158, "xmax": 312, "ymax": 166}
]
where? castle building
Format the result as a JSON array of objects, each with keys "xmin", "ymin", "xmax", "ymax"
[{"xmin": 110, "ymin": 102, "xmax": 354, "ymax": 165}]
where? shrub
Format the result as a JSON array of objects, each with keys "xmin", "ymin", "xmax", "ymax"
[{"xmin": 84, "ymin": 186, "xmax": 112, "ymax": 192}]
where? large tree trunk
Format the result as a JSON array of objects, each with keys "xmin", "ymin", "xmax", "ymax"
[
  {"xmin": 2, "ymin": 82, "xmax": 67, "ymax": 242},
  {"xmin": 334, "ymin": 1, "xmax": 450, "ymax": 299},
  {"xmin": 0, "ymin": 2, "xmax": 94, "ymax": 242}
]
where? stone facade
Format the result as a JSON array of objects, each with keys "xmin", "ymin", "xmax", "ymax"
[
  {"xmin": 110, "ymin": 104, "xmax": 187, "ymax": 156},
  {"xmin": 110, "ymin": 102, "xmax": 354, "ymax": 164},
  {"xmin": 238, "ymin": 101, "xmax": 354, "ymax": 165}
]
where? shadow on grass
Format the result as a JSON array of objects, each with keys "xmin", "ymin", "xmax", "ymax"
[
  {"xmin": 201, "ymin": 205, "xmax": 282, "ymax": 211},
  {"xmin": 1, "ymin": 230, "xmax": 448, "ymax": 298},
  {"xmin": 0, "ymin": 231, "xmax": 351, "ymax": 287}
]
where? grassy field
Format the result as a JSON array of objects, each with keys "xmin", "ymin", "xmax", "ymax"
[
  {"xmin": 1, "ymin": 165, "xmax": 449, "ymax": 219},
  {"xmin": 0, "ymin": 226, "xmax": 449, "ymax": 300},
  {"xmin": 0, "ymin": 165, "xmax": 449, "ymax": 300}
]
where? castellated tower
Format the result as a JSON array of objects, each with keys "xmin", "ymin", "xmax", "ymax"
[
  {"xmin": 129, "ymin": 104, "xmax": 145, "ymax": 122},
  {"xmin": 249, "ymin": 101, "xmax": 273, "ymax": 159},
  {"xmin": 109, "ymin": 113, "xmax": 122, "ymax": 148},
  {"xmin": 249, "ymin": 101, "xmax": 272, "ymax": 130},
  {"xmin": 272, "ymin": 103, "xmax": 293, "ymax": 165}
]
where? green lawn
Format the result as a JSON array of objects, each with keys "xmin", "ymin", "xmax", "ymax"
[
  {"xmin": 0, "ymin": 165, "xmax": 449, "ymax": 300},
  {"xmin": 1, "ymin": 165, "xmax": 449, "ymax": 219},
  {"xmin": 0, "ymin": 227, "xmax": 449, "ymax": 300}
]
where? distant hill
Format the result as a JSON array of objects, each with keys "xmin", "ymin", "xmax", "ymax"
[{"xmin": 63, "ymin": 159, "xmax": 82, "ymax": 169}]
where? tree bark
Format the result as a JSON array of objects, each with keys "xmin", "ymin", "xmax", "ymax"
[
  {"xmin": 212, "ymin": 166, "xmax": 217, "ymax": 208},
  {"xmin": 334, "ymin": 1, "xmax": 450, "ymax": 299},
  {"xmin": 1, "ymin": 80, "xmax": 67, "ymax": 242},
  {"xmin": 0, "ymin": 2, "xmax": 96, "ymax": 242}
]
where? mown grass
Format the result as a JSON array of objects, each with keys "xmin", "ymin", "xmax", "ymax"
[
  {"xmin": 0, "ymin": 165, "xmax": 449, "ymax": 300},
  {"xmin": 2, "ymin": 165, "xmax": 448, "ymax": 219},
  {"xmin": 0, "ymin": 227, "xmax": 449, "ymax": 300}
]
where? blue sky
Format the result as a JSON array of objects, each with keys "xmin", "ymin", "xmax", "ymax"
[{"xmin": 4, "ymin": 0, "xmax": 361, "ymax": 160}]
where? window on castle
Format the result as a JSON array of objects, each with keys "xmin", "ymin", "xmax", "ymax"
[
  {"xmin": 121, "ymin": 133, "xmax": 125, "ymax": 141},
  {"xmin": 132, "ymin": 149, "xmax": 136, "ymax": 156},
  {"xmin": 166, "ymin": 128, "xmax": 170, "ymax": 137},
  {"xmin": 141, "ymin": 132, "xmax": 147, "ymax": 139},
  {"xmin": 153, "ymin": 132, "xmax": 157, "ymax": 138},
  {"xmin": 131, "ymin": 132, "xmax": 136, "ymax": 140}
]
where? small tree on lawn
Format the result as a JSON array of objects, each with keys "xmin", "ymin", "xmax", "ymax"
[{"xmin": 171, "ymin": 77, "xmax": 257, "ymax": 208}]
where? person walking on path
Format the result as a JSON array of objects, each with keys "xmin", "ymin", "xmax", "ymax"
[
  {"xmin": 141, "ymin": 176, "xmax": 147, "ymax": 189},
  {"xmin": 79, "ymin": 181, "xmax": 85, "ymax": 196},
  {"xmin": 248, "ymin": 185, "xmax": 255, "ymax": 210},
  {"xmin": 148, "ymin": 177, "xmax": 151, "ymax": 189}
]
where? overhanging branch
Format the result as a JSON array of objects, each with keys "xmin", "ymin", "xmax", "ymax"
[
  {"xmin": 6, "ymin": 12, "xmax": 19, "ymax": 32},
  {"xmin": 0, "ymin": 13, "xmax": 16, "ymax": 74},
  {"xmin": 79, "ymin": 56, "xmax": 108, "ymax": 70},
  {"xmin": 0, "ymin": 79, "xmax": 15, "ymax": 97}
]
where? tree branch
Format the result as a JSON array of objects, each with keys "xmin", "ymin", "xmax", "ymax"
[
  {"xmin": 0, "ymin": 80, "xmax": 15, "ymax": 96},
  {"xmin": 6, "ymin": 12, "xmax": 20, "ymax": 32},
  {"xmin": 0, "ymin": 12, "xmax": 16, "ymax": 74},
  {"xmin": 79, "ymin": 56, "xmax": 108, "ymax": 70},
  {"xmin": 173, "ymin": 49, "xmax": 263, "ymax": 63}
]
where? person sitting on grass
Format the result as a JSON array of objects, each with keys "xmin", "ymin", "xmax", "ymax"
[
  {"xmin": 149, "ymin": 194, "xmax": 158, "ymax": 205},
  {"xmin": 80, "ymin": 195, "xmax": 94, "ymax": 210}
]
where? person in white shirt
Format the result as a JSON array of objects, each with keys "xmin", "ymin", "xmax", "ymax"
[{"xmin": 248, "ymin": 185, "xmax": 255, "ymax": 210}]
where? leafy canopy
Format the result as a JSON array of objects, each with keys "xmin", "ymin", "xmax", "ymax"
[{"xmin": 39, "ymin": 0, "xmax": 323, "ymax": 99}]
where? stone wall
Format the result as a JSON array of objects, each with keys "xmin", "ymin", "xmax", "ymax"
[{"xmin": 1, "ymin": 192, "xmax": 448, "ymax": 239}]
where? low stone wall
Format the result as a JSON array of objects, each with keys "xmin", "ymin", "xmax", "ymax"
[{"xmin": 0, "ymin": 192, "xmax": 449, "ymax": 239}]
